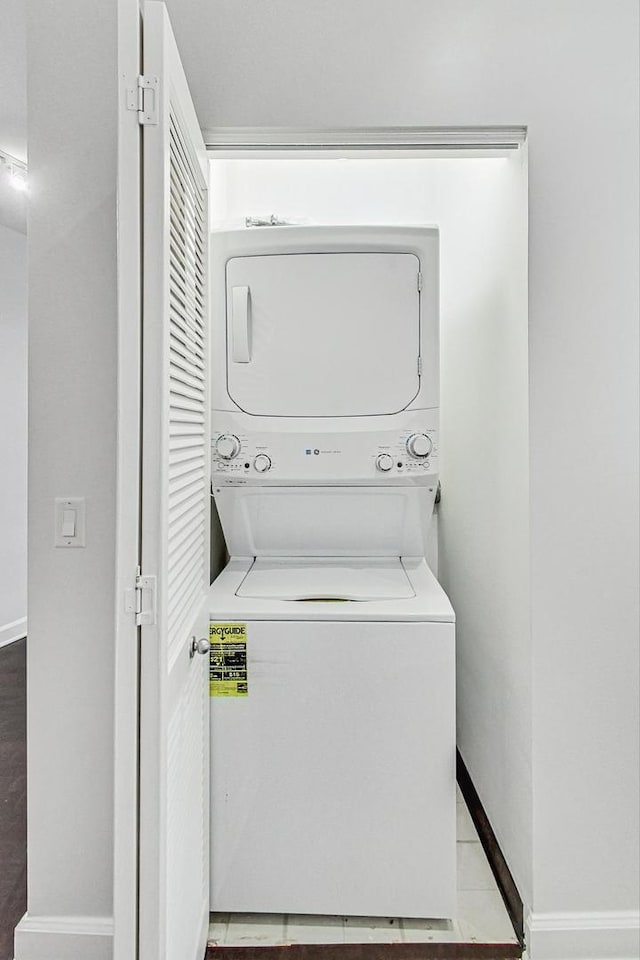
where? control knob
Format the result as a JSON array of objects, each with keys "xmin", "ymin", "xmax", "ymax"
[
  {"xmin": 253, "ymin": 454, "xmax": 272, "ymax": 473},
  {"xmin": 376, "ymin": 453, "xmax": 394, "ymax": 472},
  {"xmin": 406, "ymin": 433, "xmax": 433, "ymax": 459},
  {"xmin": 216, "ymin": 434, "xmax": 241, "ymax": 460}
]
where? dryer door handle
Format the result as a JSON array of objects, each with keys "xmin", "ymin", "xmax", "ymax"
[{"xmin": 231, "ymin": 285, "xmax": 251, "ymax": 362}]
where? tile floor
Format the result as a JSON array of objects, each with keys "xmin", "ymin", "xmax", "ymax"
[{"xmin": 208, "ymin": 786, "xmax": 518, "ymax": 947}]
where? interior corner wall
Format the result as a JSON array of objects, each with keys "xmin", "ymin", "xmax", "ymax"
[
  {"xmin": 437, "ymin": 151, "xmax": 531, "ymax": 904},
  {"xmin": 18, "ymin": 1, "xmax": 120, "ymax": 956},
  {"xmin": 174, "ymin": 1, "xmax": 640, "ymax": 955},
  {"xmin": 0, "ymin": 223, "xmax": 27, "ymax": 648}
]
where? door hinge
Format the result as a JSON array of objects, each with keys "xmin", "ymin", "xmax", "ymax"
[
  {"xmin": 126, "ymin": 75, "xmax": 159, "ymax": 125},
  {"xmin": 417, "ymin": 271, "xmax": 423, "ymax": 292},
  {"xmin": 125, "ymin": 568, "xmax": 157, "ymax": 625},
  {"xmin": 417, "ymin": 356, "xmax": 423, "ymax": 376}
]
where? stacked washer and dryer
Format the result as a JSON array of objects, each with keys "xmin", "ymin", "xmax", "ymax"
[{"xmin": 208, "ymin": 225, "xmax": 456, "ymax": 920}]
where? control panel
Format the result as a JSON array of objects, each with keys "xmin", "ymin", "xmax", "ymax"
[
  {"xmin": 211, "ymin": 419, "xmax": 439, "ymax": 486},
  {"xmin": 372, "ymin": 431, "xmax": 437, "ymax": 477}
]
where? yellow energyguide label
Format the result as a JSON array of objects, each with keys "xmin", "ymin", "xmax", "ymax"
[{"xmin": 209, "ymin": 622, "xmax": 248, "ymax": 697}]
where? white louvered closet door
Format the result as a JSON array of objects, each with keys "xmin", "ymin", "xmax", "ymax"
[{"xmin": 139, "ymin": 5, "xmax": 210, "ymax": 960}]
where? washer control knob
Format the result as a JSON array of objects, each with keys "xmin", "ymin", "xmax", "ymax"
[
  {"xmin": 253, "ymin": 454, "xmax": 272, "ymax": 473},
  {"xmin": 216, "ymin": 434, "xmax": 241, "ymax": 460},
  {"xmin": 376, "ymin": 453, "xmax": 394, "ymax": 472},
  {"xmin": 406, "ymin": 433, "xmax": 433, "ymax": 459}
]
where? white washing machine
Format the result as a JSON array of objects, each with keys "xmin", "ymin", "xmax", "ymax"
[
  {"xmin": 208, "ymin": 225, "xmax": 456, "ymax": 919},
  {"xmin": 208, "ymin": 557, "xmax": 455, "ymax": 918}
]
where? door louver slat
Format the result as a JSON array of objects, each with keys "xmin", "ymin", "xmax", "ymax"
[
  {"xmin": 170, "ymin": 332, "xmax": 205, "ymax": 371},
  {"xmin": 169, "ymin": 449, "xmax": 206, "ymax": 474},
  {"xmin": 168, "ymin": 487, "xmax": 206, "ymax": 527},
  {"xmin": 168, "ymin": 168, "xmax": 205, "ymax": 223},
  {"xmin": 166, "ymin": 107, "xmax": 208, "ymax": 666},
  {"xmin": 168, "ymin": 566, "xmax": 205, "ymax": 643},
  {"xmin": 169, "ymin": 247, "xmax": 206, "ymax": 306},
  {"xmin": 169, "ymin": 435, "xmax": 205, "ymax": 453},
  {"xmin": 168, "ymin": 516, "xmax": 206, "ymax": 565},
  {"xmin": 169, "ymin": 311, "xmax": 205, "ymax": 354},
  {"xmin": 168, "ymin": 499, "xmax": 205, "ymax": 541},
  {"xmin": 170, "ymin": 379, "xmax": 206, "ymax": 403},
  {"xmin": 169, "ymin": 171, "xmax": 205, "ymax": 241},
  {"xmin": 169, "ymin": 216, "xmax": 205, "ymax": 270},
  {"xmin": 170, "ymin": 364, "xmax": 206, "ymax": 395},
  {"xmin": 170, "ymin": 275, "xmax": 206, "ymax": 323},
  {"xmin": 170, "ymin": 130, "xmax": 205, "ymax": 213}
]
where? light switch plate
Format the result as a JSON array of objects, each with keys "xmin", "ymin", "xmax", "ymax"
[{"xmin": 55, "ymin": 497, "xmax": 86, "ymax": 547}]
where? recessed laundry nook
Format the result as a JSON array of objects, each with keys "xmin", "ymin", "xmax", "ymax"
[{"xmin": 202, "ymin": 149, "xmax": 528, "ymax": 953}]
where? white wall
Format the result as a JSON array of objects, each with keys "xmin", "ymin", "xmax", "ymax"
[
  {"xmin": 173, "ymin": 2, "xmax": 640, "ymax": 956},
  {"xmin": 435, "ymin": 155, "xmax": 531, "ymax": 905},
  {"xmin": 17, "ymin": 1, "xmax": 124, "ymax": 957},
  {"xmin": 210, "ymin": 154, "xmax": 532, "ymax": 900},
  {"xmin": 0, "ymin": 223, "xmax": 28, "ymax": 647}
]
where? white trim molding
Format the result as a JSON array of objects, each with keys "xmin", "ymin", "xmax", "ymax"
[
  {"xmin": 112, "ymin": 4, "xmax": 142, "ymax": 960},
  {"xmin": 14, "ymin": 913, "xmax": 114, "ymax": 960},
  {"xmin": 203, "ymin": 124, "xmax": 527, "ymax": 156},
  {"xmin": 0, "ymin": 616, "xmax": 27, "ymax": 648},
  {"xmin": 525, "ymin": 910, "xmax": 640, "ymax": 960}
]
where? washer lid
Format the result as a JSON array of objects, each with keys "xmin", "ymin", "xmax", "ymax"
[{"xmin": 236, "ymin": 557, "xmax": 416, "ymax": 601}]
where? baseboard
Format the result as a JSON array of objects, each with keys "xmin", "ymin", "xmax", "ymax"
[
  {"xmin": 525, "ymin": 910, "xmax": 640, "ymax": 960},
  {"xmin": 0, "ymin": 617, "xmax": 27, "ymax": 649},
  {"xmin": 13, "ymin": 913, "xmax": 113, "ymax": 960},
  {"xmin": 456, "ymin": 751, "xmax": 524, "ymax": 944}
]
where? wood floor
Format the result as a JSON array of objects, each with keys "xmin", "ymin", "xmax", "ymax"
[{"xmin": 0, "ymin": 637, "xmax": 26, "ymax": 960}]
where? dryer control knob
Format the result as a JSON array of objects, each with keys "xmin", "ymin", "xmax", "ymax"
[
  {"xmin": 376, "ymin": 453, "xmax": 394, "ymax": 472},
  {"xmin": 254, "ymin": 454, "xmax": 272, "ymax": 473},
  {"xmin": 216, "ymin": 434, "xmax": 241, "ymax": 460},
  {"xmin": 406, "ymin": 433, "xmax": 433, "ymax": 459}
]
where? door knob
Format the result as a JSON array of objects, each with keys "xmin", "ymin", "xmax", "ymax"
[{"xmin": 190, "ymin": 636, "xmax": 211, "ymax": 658}]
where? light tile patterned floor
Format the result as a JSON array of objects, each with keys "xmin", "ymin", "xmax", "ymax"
[{"xmin": 208, "ymin": 787, "xmax": 518, "ymax": 946}]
